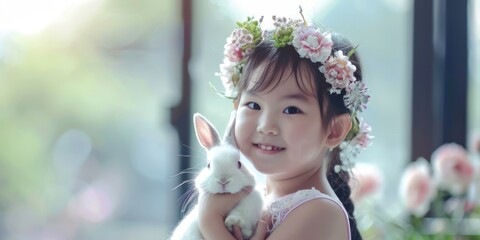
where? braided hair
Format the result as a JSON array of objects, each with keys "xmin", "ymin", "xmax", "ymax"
[{"xmin": 328, "ymin": 148, "xmax": 362, "ymax": 240}]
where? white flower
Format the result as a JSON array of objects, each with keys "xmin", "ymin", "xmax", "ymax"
[
  {"xmin": 215, "ymin": 58, "xmax": 237, "ymax": 97},
  {"xmin": 344, "ymin": 81, "xmax": 369, "ymax": 112},
  {"xmin": 336, "ymin": 141, "xmax": 360, "ymax": 173}
]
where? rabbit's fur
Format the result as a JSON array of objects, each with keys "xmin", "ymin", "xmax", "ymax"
[{"xmin": 170, "ymin": 113, "xmax": 263, "ymax": 240}]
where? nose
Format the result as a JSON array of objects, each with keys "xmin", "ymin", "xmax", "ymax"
[
  {"xmin": 217, "ymin": 177, "xmax": 230, "ymax": 187},
  {"xmin": 257, "ymin": 111, "xmax": 279, "ymax": 135}
]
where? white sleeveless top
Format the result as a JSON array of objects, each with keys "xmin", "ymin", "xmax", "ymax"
[{"xmin": 264, "ymin": 188, "xmax": 351, "ymax": 240}]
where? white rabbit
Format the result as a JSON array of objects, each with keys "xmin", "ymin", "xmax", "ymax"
[{"xmin": 170, "ymin": 113, "xmax": 264, "ymax": 240}]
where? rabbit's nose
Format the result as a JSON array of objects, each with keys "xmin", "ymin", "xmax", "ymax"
[{"xmin": 217, "ymin": 178, "xmax": 230, "ymax": 186}]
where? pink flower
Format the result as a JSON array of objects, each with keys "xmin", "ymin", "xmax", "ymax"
[
  {"xmin": 319, "ymin": 50, "xmax": 357, "ymax": 94},
  {"xmin": 224, "ymin": 42, "xmax": 243, "ymax": 62},
  {"xmin": 292, "ymin": 26, "xmax": 333, "ymax": 63},
  {"xmin": 349, "ymin": 163, "xmax": 383, "ymax": 204},
  {"xmin": 224, "ymin": 29, "xmax": 254, "ymax": 62},
  {"xmin": 431, "ymin": 143, "xmax": 474, "ymax": 195},
  {"xmin": 350, "ymin": 118, "xmax": 373, "ymax": 149},
  {"xmin": 399, "ymin": 158, "xmax": 437, "ymax": 217}
]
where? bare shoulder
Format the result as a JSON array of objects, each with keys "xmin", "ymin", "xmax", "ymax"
[{"xmin": 267, "ymin": 198, "xmax": 349, "ymax": 240}]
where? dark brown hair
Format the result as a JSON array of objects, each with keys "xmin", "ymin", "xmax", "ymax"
[{"xmin": 235, "ymin": 31, "xmax": 363, "ymax": 240}]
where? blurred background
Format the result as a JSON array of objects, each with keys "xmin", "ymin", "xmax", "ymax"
[{"xmin": 0, "ymin": 0, "xmax": 478, "ymax": 239}]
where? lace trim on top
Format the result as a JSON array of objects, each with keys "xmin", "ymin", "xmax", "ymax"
[{"xmin": 265, "ymin": 188, "xmax": 351, "ymax": 240}]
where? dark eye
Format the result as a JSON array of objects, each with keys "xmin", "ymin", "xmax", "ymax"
[
  {"xmin": 207, "ymin": 162, "xmax": 211, "ymax": 169},
  {"xmin": 237, "ymin": 161, "xmax": 242, "ymax": 169},
  {"xmin": 283, "ymin": 106, "xmax": 302, "ymax": 114},
  {"xmin": 247, "ymin": 102, "xmax": 261, "ymax": 110}
]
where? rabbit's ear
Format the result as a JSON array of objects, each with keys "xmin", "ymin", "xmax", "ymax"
[
  {"xmin": 193, "ymin": 113, "xmax": 221, "ymax": 150},
  {"xmin": 223, "ymin": 110, "xmax": 238, "ymax": 147}
]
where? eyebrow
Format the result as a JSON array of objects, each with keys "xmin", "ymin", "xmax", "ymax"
[
  {"xmin": 245, "ymin": 91, "xmax": 313, "ymax": 103},
  {"xmin": 281, "ymin": 93, "xmax": 312, "ymax": 103}
]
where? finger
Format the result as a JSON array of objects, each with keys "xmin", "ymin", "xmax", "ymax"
[
  {"xmin": 262, "ymin": 213, "xmax": 272, "ymax": 224},
  {"xmin": 250, "ymin": 220, "xmax": 268, "ymax": 240},
  {"xmin": 233, "ymin": 225, "xmax": 244, "ymax": 240},
  {"xmin": 241, "ymin": 186, "xmax": 253, "ymax": 195}
]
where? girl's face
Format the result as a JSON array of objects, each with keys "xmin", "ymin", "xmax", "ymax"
[{"xmin": 235, "ymin": 64, "xmax": 329, "ymax": 178}]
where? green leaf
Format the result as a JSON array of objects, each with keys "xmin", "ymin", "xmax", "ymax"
[
  {"xmin": 209, "ymin": 82, "xmax": 236, "ymax": 100},
  {"xmin": 347, "ymin": 45, "xmax": 359, "ymax": 58}
]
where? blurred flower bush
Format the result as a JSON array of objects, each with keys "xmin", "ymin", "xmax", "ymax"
[{"xmin": 353, "ymin": 134, "xmax": 480, "ymax": 240}]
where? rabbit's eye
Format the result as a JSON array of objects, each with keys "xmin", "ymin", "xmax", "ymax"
[
  {"xmin": 207, "ymin": 162, "xmax": 211, "ymax": 169},
  {"xmin": 237, "ymin": 161, "xmax": 242, "ymax": 169}
]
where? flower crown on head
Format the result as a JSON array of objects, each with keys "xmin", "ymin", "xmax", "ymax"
[{"xmin": 214, "ymin": 8, "xmax": 373, "ymax": 172}]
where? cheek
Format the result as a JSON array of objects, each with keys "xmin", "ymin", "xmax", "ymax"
[
  {"xmin": 234, "ymin": 121, "xmax": 243, "ymax": 144},
  {"xmin": 287, "ymin": 124, "xmax": 325, "ymax": 152},
  {"xmin": 234, "ymin": 111, "xmax": 254, "ymax": 147}
]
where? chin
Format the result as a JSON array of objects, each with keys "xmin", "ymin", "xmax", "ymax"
[{"xmin": 249, "ymin": 161, "xmax": 274, "ymax": 175}]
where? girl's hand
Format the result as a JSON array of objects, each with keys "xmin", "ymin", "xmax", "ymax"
[
  {"xmin": 232, "ymin": 213, "xmax": 271, "ymax": 240},
  {"xmin": 198, "ymin": 186, "xmax": 252, "ymax": 218},
  {"xmin": 198, "ymin": 187, "xmax": 253, "ymax": 240}
]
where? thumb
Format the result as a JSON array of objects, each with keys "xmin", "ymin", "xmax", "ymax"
[
  {"xmin": 249, "ymin": 219, "xmax": 268, "ymax": 240},
  {"xmin": 233, "ymin": 225, "xmax": 244, "ymax": 240}
]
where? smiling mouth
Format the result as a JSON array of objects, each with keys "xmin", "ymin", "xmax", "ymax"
[{"xmin": 254, "ymin": 144, "xmax": 285, "ymax": 152}]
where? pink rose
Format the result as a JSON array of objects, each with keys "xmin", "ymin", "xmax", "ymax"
[
  {"xmin": 319, "ymin": 50, "xmax": 357, "ymax": 94},
  {"xmin": 349, "ymin": 163, "xmax": 383, "ymax": 204},
  {"xmin": 224, "ymin": 42, "xmax": 243, "ymax": 62},
  {"xmin": 292, "ymin": 26, "xmax": 333, "ymax": 63},
  {"xmin": 431, "ymin": 143, "xmax": 474, "ymax": 195},
  {"xmin": 399, "ymin": 158, "xmax": 437, "ymax": 217}
]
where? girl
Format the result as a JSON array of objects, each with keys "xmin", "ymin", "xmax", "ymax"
[{"xmin": 199, "ymin": 15, "xmax": 372, "ymax": 240}]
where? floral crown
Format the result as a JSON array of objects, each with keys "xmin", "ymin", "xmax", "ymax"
[{"xmin": 214, "ymin": 10, "xmax": 373, "ymax": 172}]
